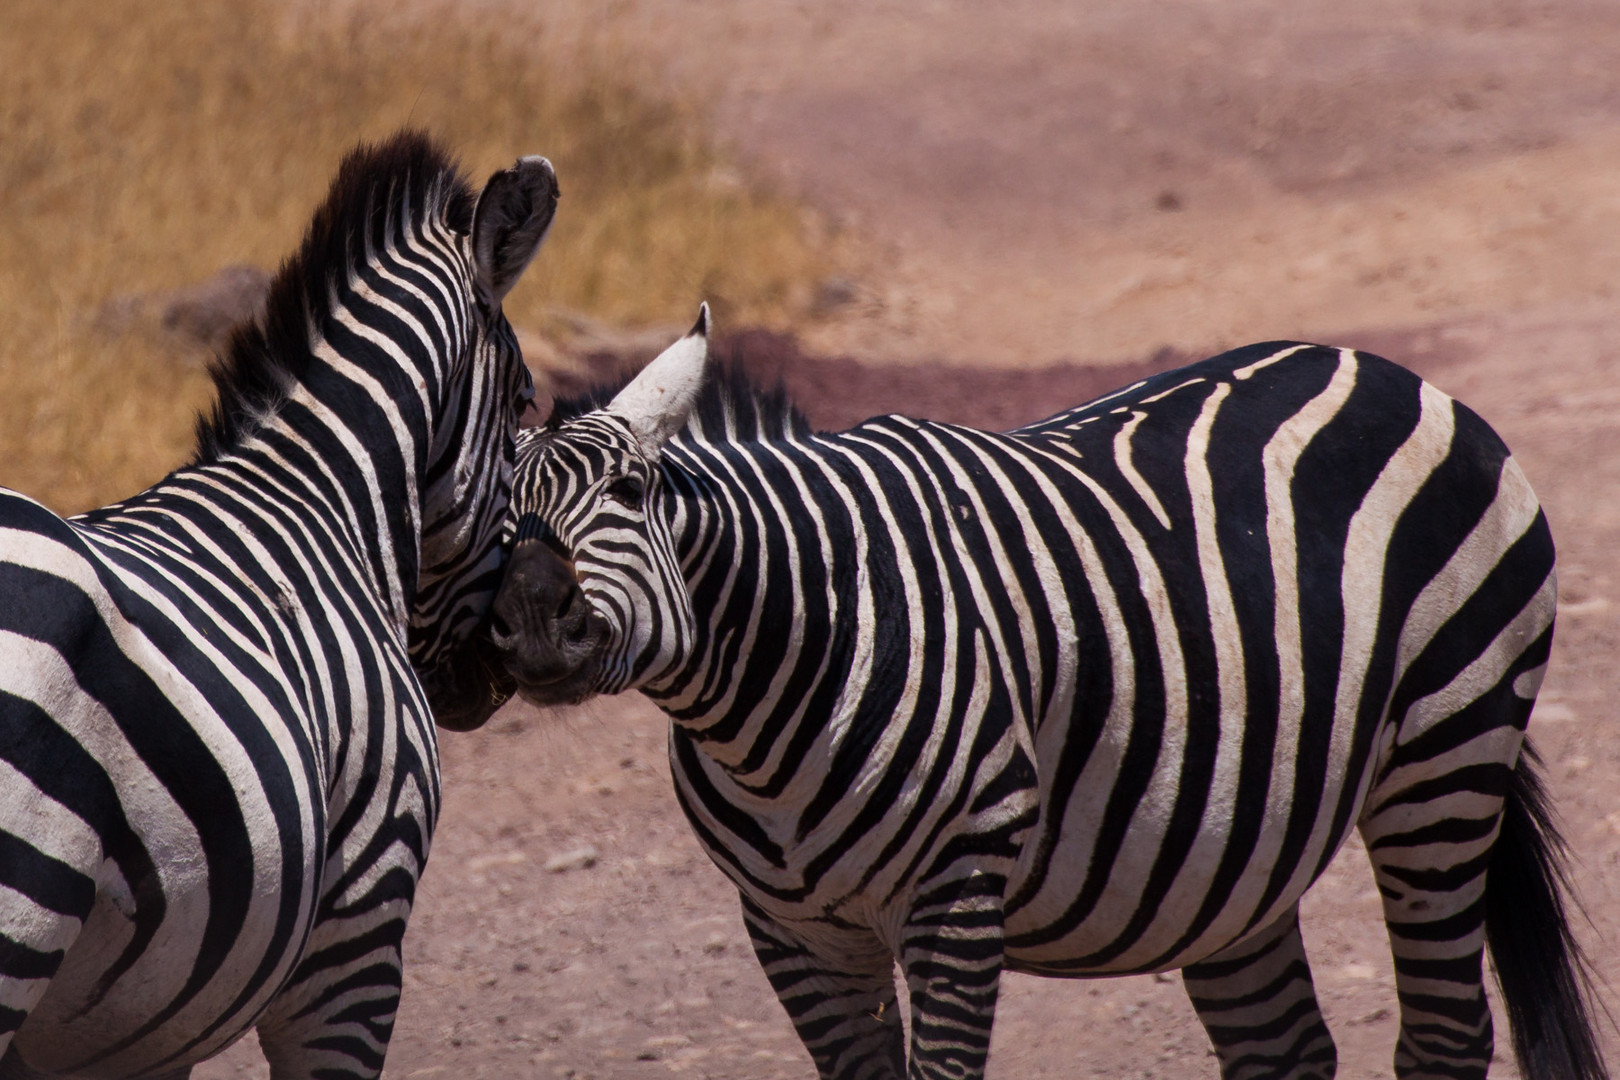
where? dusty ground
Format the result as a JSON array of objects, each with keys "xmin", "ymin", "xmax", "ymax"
[{"xmin": 204, "ymin": 2, "xmax": 1620, "ymax": 1076}]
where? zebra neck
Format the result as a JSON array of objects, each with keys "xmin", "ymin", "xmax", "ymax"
[
  {"xmin": 645, "ymin": 440, "xmax": 859, "ymax": 776},
  {"xmin": 178, "ymin": 365, "xmax": 429, "ymax": 633}
]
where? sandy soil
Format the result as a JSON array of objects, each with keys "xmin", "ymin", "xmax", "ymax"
[{"xmin": 203, "ymin": 2, "xmax": 1620, "ymax": 1076}]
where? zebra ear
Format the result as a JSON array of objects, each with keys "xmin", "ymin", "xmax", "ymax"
[
  {"xmin": 471, "ymin": 155, "xmax": 559, "ymax": 306},
  {"xmin": 607, "ymin": 304, "xmax": 710, "ymax": 456}
]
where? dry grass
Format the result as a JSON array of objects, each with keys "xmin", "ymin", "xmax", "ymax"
[{"xmin": 0, "ymin": 0, "xmax": 838, "ymax": 512}]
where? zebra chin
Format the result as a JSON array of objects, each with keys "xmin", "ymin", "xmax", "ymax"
[{"xmin": 506, "ymin": 663, "xmax": 604, "ymax": 708}]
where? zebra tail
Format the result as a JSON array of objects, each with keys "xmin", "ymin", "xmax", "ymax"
[{"xmin": 1485, "ymin": 739, "xmax": 1612, "ymax": 1080}]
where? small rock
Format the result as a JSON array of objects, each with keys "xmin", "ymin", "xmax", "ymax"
[
  {"xmin": 702, "ymin": 932, "xmax": 729, "ymax": 955},
  {"xmin": 812, "ymin": 276, "xmax": 860, "ymax": 315},
  {"xmin": 1533, "ymin": 700, "xmax": 1576, "ymax": 723},
  {"xmin": 467, "ymin": 851, "xmax": 527, "ymax": 873},
  {"xmin": 91, "ymin": 264, "xmax": 272, "ymax": 354},
  {"xmin": 705, "ymin": 166, "xmax": 745, "ymax": 193},
  {"xmin": 160, "ymin": 264, "xmax": 272, "ymax": 351},
  {"xmin": 544, "ymin": 846, "xmax": 599, "ymax": 873}
]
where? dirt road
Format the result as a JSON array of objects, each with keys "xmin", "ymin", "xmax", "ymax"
[{"xmin": 205, "ymin": 2, "xmax": 1620, "ymax": 1075}]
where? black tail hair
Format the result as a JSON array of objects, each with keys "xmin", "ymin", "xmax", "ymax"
[{"xmin": 1485, "ymin": 739, "xmax": 1611, "ymax": 1080}]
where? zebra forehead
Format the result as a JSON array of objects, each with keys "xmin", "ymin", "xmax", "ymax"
[
  {"xmin": 527, "ymin": 416, "xmax": 646, "ymax": 469},
  {"xmin": 512, "ymin": 417, "xmax": 645, "ymax": 507}
]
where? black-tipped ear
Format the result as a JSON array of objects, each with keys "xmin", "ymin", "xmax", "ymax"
[
  {"xmin": 472, "ymin": 155, "xmax": 559, "ymax": 306},
  {"xmin": 604, "ymin": 306, "xmax": 711, "ymax": 456}
]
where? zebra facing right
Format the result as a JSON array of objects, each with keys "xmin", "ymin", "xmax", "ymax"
[
  {"xmin": 0, "ymin": 132, "xmax": 552, "ymax": 1077},
  {"xmin": 491, "ymin": 318, "xmax": 1607, "ymax": 1079}
]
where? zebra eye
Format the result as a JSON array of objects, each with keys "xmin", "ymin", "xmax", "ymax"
[{"xmin": 605, "ymin": 474, "xmax": 646, "ymax": 508}]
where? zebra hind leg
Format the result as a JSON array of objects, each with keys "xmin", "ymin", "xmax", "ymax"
[
  {"xmin": 1181, "ymin": 906, "xmax": 1338, "ymax": 1080},
  {"xmin": 1359, "ymin": 755, "xmax": 1504, "ymax": 1078},
  {"xmin": 0, "ymin": 840, "xmax": 92, "ymax": 1069},
  {"xmin": 740, "ymin": 897, "xmax": 905, "ymax": 1080},
  {"xmin": 897, "ymin": 871, "xmax": 1011, "ymax": 1080}
]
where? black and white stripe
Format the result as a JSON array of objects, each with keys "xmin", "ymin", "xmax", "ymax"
[
  {"xmin": 0, "ymin": 131, "xmax": 554, "ymax": 1078},
  {"xmin": 492, "ymin": 329, "xmax": 1606, "ymax": 1079}
]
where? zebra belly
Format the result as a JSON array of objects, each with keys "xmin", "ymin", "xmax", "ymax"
[
  {"xmin": 993, "ymin": 531, "xmax": 1391, "ymax": 979},
  {"xmin": 999, "ymin": 762, "xmax": 1368, "ymax": 977}
]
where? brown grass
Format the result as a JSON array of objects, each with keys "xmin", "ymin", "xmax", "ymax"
[{"xmin": 0, "ymin": 0, "xmax": 838, "ymax": 513}]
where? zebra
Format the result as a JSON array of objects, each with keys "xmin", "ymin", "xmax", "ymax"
[
  {"xmin": 489, "ymin": 313, "xmax": 1609, "ymax": 1080},
  {"xmin": 0, "ymin": 130, "xmax": 553, "ymax": 1078}
]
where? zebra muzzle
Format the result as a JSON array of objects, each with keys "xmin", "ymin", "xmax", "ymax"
[{"xmin": 488, "ymin": 537, "xmax": 605, "ymax": 704}]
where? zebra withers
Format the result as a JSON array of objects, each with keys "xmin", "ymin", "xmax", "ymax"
[
  {"xmin": 0, "ymin": 132, "xmax": 553, "ymax": 1077},
  {"xmin": 489, "ymin": 318, "xmax": 1607, "ymax": 1080}
]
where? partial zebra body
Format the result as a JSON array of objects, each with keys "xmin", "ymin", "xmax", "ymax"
[
  {"xmin": 1001, "ymin": 350, "xmax": 1546, "ymax": 978},
  {"xmin": 0, "ymin": 132, "xmax": 555, "ymax": 1078},
  {"xmin": 0, "ymin": 488, "xmax": 387, "ymax": 1075},
  {"xmin": 493, "ymin": 331, "xmax": 1602, "ymax": 1079}
]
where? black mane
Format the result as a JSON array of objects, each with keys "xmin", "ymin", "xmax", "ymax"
[
  {"xmin": 192, "ymin": 130, "xmax": 475, "ymax": 462},
  {"xmin": 546, "ymin": 343, "xmax": 813, "ymax": 445}
]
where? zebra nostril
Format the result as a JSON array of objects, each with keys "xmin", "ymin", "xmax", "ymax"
[
  {"xmin": 558, "ymin": 582, "xmax": 594, "ymax": 626},
  {"xmin": 564, "ymin": 614, "xmax": 591, "ymax": 644},
  {"xmin": 488, "ymin": 611, "xmax": 514, "ymax": 648}
]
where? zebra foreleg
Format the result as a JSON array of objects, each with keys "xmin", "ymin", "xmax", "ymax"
[
  {"xmin": 740, "ymin": 897, "xmax": 905, "ymax": 1080},
  {"xmin": 1181, "ymin": 907, "xmax": 1338, "ymax": 1080},
  {"xmin": 897, "ymin": 871, "xmax": 1010, "ymax": 1080}
]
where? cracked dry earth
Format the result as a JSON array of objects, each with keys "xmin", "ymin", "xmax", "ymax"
[{"xmin": 202, "ymin": 1, "xmax": 1620, "ymax": 1076}]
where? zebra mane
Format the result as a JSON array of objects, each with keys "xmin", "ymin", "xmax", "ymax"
[
  {"xmin": 546, "ymin": 350, "xmax": 813, "ymax": 446},
  {"xmin": 192, "ymin": 129, "xmax": 475, "ymax": 463}
]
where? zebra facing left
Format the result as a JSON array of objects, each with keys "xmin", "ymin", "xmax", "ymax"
[
  {"xmin": 489, "ymin": 314, "xmax": 1607, "ymax": 1080},
  {"xmin": 0, "ymin": 131, "xmax": 553, "ymax": 1077}
]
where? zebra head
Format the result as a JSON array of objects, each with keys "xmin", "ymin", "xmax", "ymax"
[
  {"xmin": 488, "ymin": 306, "xmax": 710, "ymax": 706},
  {"xmin": 411, "ymin": 153, "xmax": 558, "ymax": 730}
]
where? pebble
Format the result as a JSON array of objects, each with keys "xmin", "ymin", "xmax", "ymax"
[{"xmin": 544, "ymin": 846, "xmax": 600, "ymax": 873}]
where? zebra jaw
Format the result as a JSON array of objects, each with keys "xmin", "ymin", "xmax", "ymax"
[{"xmin": 420, "ymin": 622, "xmax": 518, "ymax": 731}]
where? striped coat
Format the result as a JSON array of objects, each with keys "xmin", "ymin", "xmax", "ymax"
[
  {"xmin": 492, "ymin": 325, "xmax": 1604, "ymax": 1079},
  {"xmin": 0, "ymin": 131, "xmax": 553, "ymax": 1078}
]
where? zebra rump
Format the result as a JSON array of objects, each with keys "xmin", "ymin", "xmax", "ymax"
[
  {"xmin": 0, "ymin": 131, "xmax": 553, "ymax": 1077},
  {"xmin": 490, "ymin": 325, "xmax": 1607, "ymax": 1080}
]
